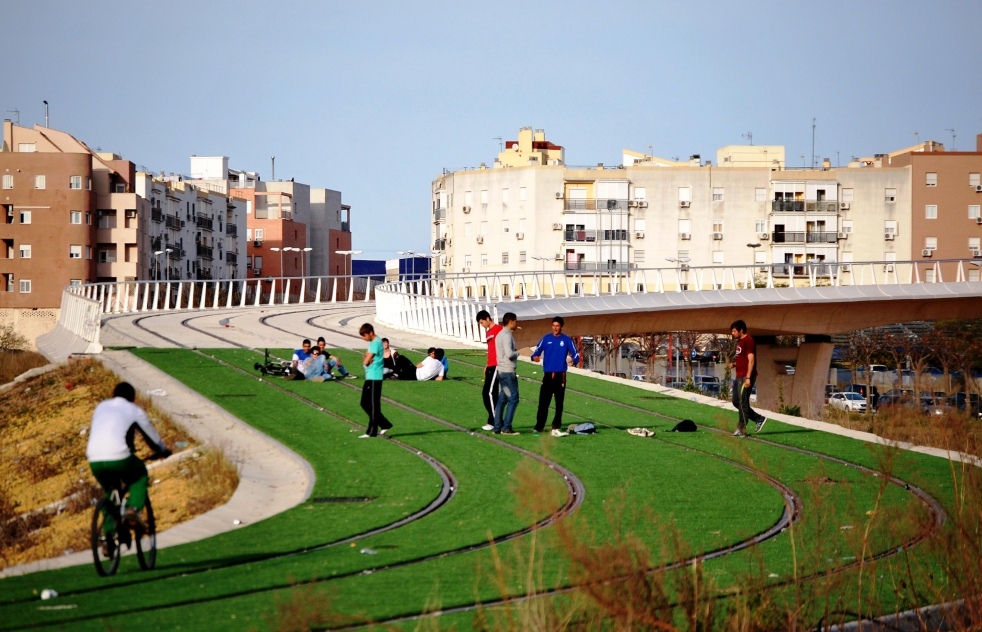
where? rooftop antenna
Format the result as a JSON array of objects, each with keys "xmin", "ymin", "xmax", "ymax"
[
  {"xmin": 944, "ymin": 128, "xmax": 955, "ymax": 150},
  {"xmin": 742, "ymin": 132, "xmax": 753, "ymax": 146},
  {"xmin": 646, "ymin": 144, "xmax": 653, "ymax": 157},
  {"xmin": 493, "ymin": 137, "xmax": 502, "ymax": 153},
  {"xmin": 43, "ymin": 100, "xmax": 48, "ymax": 127},
  {"xmin": 271, "ymin": 156, "xmax": 275, "ymax": 181},
  {"xmin": 5, "ymin": 108, "xmax": 19, "ymax": 125},
  {"xmin": 913, "ymin": 131, "xmax": 920, "ymax": 145},
  {"xmin": 811, "ymin": 117, "xmax": 816, "ymax": 168}
]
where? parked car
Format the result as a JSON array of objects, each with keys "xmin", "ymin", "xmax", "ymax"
[
  {"xmin": 692, "ymin": 375, "xmax": 721, "ymax": 396},
  {"xmin": 923, "ymin": 367, "xmax": 945, "ymax": 377},
  {"xmin": 825, "ymin": 384, "xmax": 840, "ymax": 403},
  {"xmin": 750, "ymin": 386, "xmax": 757, "ymax": 404},
  {"xmin": 829, "ymin": 392, "xmax": 868, "ymax": 413},
  {"xmin": 948, "ymin": 393, "xmax": 982, "ymax": 419},
  {"xmin": 845, "ymin": 383, "xmax": 880, "ymax": 407}
]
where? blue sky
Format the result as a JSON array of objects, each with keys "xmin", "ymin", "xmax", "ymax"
[{"xmin": 2, "ymin": 1, "xmax": 980, "ymax": 258}]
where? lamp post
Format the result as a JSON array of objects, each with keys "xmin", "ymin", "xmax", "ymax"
[
  {"xmin": 300, "ymin": 247, "xmax": 312, "ymax": 278},
  {"xmin": 531, "ymin": 255, "xmax": 549, "ymax": 273},
  {"xmin": 746, "ymin": 242, "xmax": 761, "ymax": 266},
  {"xmin": 154, "ymin": 249, "xmax": 173, "ymax": 282},
  {"xmin": 335, "ymin": 249, "xmax": 363, "ymax": 277},
  {"xmin": 397, "ymin": 250, "xmax": 416, "ymax": 281}
]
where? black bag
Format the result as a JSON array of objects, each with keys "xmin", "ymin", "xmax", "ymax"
[{"xmin": 668, "ymin": 419, "xmax": 697, "ymax": 432}]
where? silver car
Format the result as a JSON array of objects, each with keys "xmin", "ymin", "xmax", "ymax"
[{"xmin": 829, "ymin": 392, "xmax": 868, "ymax": 412}]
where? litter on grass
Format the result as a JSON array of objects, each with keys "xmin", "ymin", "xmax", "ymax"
[
  {"xmin": 147, "ymin": 389, "xmax": 168, "ymax": 397},
  {"xmin": 360, "ymin": 548, "xmax": 378, "ymax": 555},
  {"xmin": 40, "ymin": 589, "xmax": 58, "ymax": 600},
  {"xmin": 627, "ymin": 428, "xmax": 655, "ymax": 438}
]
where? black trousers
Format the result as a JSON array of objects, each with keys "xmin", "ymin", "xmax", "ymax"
[
  {"xmin": 536, "ymin": 372, "xmax": 567, "ymax": 431},
  {"xmin": 482, "ymin": 366, "xmax": 499, "ymax": 425},
  {"xmin": 361, "ymin": 380, "xmax": 392, "ymax": 436}
]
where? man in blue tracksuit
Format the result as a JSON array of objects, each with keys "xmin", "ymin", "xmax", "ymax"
[{"xmin": 530, "ymin": 316, "xmax": 581, "ymax": 437}]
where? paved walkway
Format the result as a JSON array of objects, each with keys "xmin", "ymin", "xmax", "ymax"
[{"xmin": 0, "ymin": 350, "xmax": 315, "ymax": 578}]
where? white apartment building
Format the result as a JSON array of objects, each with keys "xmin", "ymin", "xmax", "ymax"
[
  {"xmin": 431, "ymin": 129, "xmax": 914, "ymax": 285},
  {"xmin": 136, "ymin": 173, "xmax": 248, "ymax": 281}
]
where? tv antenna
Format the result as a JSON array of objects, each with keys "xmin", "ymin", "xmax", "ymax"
[
  {"xmin": 493, "ymin": 137, "xmax": 502, "ymax": 153},
  {"xmin": 742, "ymin": 132, "xmax": 753, "ymax": 145},
  {"xmin": 945, "ymin": 128, "xmax": 955, "ymax": 150},
  {"xmin": 5, "ymin": 108, "xmax": 19, "ymax": 125},
  {"xmin": 913, "ymin": 131, "xmax": 919, "ymax": 144}
]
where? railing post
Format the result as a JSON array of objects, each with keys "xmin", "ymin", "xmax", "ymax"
[
  {"xmin": 187, "ymin": 281, "xmax": 196, "ymax": 310},
  {"xmin": 175, "ymin": 281, "xmax": 184, "ymax": 310},
  {"xmin": 268, "ymin": 279, "xmax": 277, "ymax": 306},
  {"xmin": 364, "ymin": 278, "xmax": 373, "ymax": 302},
  {"xmin": 199, "ymin": 281, "xmax": 208, "ymax": 309},
  {"xmin": 331, "ymin": 278, "xmax": 338, "ymax": 303},
  {"xmin": 315, "ymin": 277, "xmax": 322, "ymax": 303},
  {"xmin": 284, "ymin": 279, "xmax": 291, "ymax": 304},
  {"xmin": 347, "ymin": 276, "xmax": 355, "ymax": 302}
]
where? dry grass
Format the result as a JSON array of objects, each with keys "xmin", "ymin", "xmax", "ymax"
[
  {"xmin": 0, "ymin": 357, "xmax": 239, "ymax": 569},
  {"xmin": 824, "ymin": 406, "xmax": 982, "ymax": 459},
  {"xmin": 0, "ymin": 349, "xmax": 49, "ymax": 386}
]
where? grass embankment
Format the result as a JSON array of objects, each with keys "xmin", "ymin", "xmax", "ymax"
[
  {"xmin": 0, "ymin": 349, "xmax": 48, "ymax": 385},
  {"xmin": 0, "ymin": 358, "xmax": 237, "ymax": 570}
]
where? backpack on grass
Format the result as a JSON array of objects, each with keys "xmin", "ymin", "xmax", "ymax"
[
  {"xmin": 569, "ymin": 423, "xmax": 596, "ymax": 435},
  {"xmin": 668, "ymin": 419, "xmax": 697, "ymax": 432}
]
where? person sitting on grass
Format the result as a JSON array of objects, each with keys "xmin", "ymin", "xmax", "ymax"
[
  {"xmin": 381, "ymin": 338, "xmax": 399, "ymax": 378},
  {"xmin": 288, "ymin": 339, "xmax": 313, "ymax": 380},
  {"xmin": 316, "ymin": 336, "xmax": 356, "ymax": 379},
  {"xmin": 304, "ymin": 347, "xmax": 334, "ymax": 382},
  {"xmin": 414, "ymin": 347, "xmax": 446, "ymax": 381}
]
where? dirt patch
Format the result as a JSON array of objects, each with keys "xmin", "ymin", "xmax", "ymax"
[{"xmin": 0, "ymin": 358, "xmax": 239, "ymax": 570}]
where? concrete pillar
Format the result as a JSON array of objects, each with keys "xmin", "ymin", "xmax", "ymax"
[{"xmin": 754, "ymin": 335, "xmax": 834, "ymax": 420}]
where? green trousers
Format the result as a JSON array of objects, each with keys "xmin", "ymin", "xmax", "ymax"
[{"xmin": 90, "ymin": 454, "xmax": 149, "ymax": 514}]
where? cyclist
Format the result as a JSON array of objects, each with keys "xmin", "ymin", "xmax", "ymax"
[{"xmin": 86, "ymin": 382, "xmax": 171, "ymax": 555}]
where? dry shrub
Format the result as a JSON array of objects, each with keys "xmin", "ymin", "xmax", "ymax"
[
  {"xmin": 259, "ymin": 582, "xmax": 373, "ymax": 632},
  {"xmin": 0, "ymin": 349, "xmax": 48, "ymax": 385},
  {"xmin": 183, "ymin": 448, "xmax": 240, "ymax": 516},
  {"xmin": 824, "ymin": 406, "xmax": 982, "ymax": 459}
]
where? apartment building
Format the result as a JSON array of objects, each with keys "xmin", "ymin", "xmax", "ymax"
[
  {"xmin": 432, "ymin": 128, "xmax": 925, "ymax": 286},
  {"xmin": 135, "ymin": 173, "xmax": 248, "ymax": 282}
]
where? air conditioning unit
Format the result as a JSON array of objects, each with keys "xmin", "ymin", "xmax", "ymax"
[
  {"xmin": 922, "ymin": 249, "xmax": 933, "ymax": 257},
  {"xmin": 125, "ymin": 210, "xmax": 137, "ymax": 218},
  {"xmin": 975, "ymin": 185, "xmax": 982, "ymax": 193},
  {"xmin": 516, "ymin": 232, "xmax": 525, "ymax": 240},
  {"xmin": 253, "ymin": 239, "xmax": 263, "ymax": 247},
  {"xmin": 462, "ymin": 205, "xmax": 472, "ymax": 214},
  {"xmin": 253, "ymin": 268, "xmax": 262, "ymax": 276},
  {"xmin": 554, "ymin": 253, "xmax": 563, "ymax": 260},
  {"xmin": 462, "ymin": 267, "xmax": 470, "ymax": 273},
  {"xmin": 976, "ymin": 217, "xmax": 982, "ymax": 225},
  {"xmin": 837, "ymin": 232, "xmax": 849, "ymax": 239},
  {"xmin": 552, "ymin": 222, "xmax": 563, "ymax": 230},
  {"xmin": 680, "ymin": 232, "xmax": 691, "ymax": 240},
  {"xmin": 680, "ymin": 263, "xmax": 690, "ymax": 271},
  {"xmin": 637, "ymin": 201, "xmax": 648, "ymax": 208},
  {"xmin": 635, "ymin": 231, "xmax": 645, "ymax": 239},
  {"xmin": 840, "ymin": 202, "xmax": 850, "ymax": 210},
  {"xmin": 758, "ymin": 233, "xmax": 770, "ymax": 240},
  {"xmin": 476, "ymin": 235, "xmax": 484, "ymax": 244},
  {"xmin": 712, "ymin": 232, "xmax": 723, "ymax": 240},
  {"xmin": 884, "ymin": 264, "xmax": 895, "ymax": 273},
  {"xmin": 628, "ymin": 200, "xmax": 638, "ymax": 207},
  {"xmin": 885, "ymin": 196, "xmax": 896, "ymax": 203},
  {"xmin": 680, "ymin": 201, "xmax": 691, "ymax": 208},
  {"xmin": 884, "ymin": 233, "xmax": 895, "ymax": 241},
  {"xmin": 971, "ymin": 249, "xmax": 982, "ymax": 258},
  {"xmin": 555, "ymin": 192, "xmax": 563, "ymax": 199}
]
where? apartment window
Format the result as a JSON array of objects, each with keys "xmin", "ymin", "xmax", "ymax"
[
  {"xmin": 634, "ymin": 187, "xmax": 646, "ymax": 201},
  {"xmin": 926, "ymin": 172, "xmax": 937, "ymax": 186},
  {"xmin": 635, "ymin": 250, "xmax": 645, "ymax": 264},
  {"xmin": 502, "ymin": 188, "xmax": 510, "ymax": 203},
  {"xmin": 840, "ymin": 188, "xmax": 853, "ymax": 203},
  {"xmin": 86, "ymin": 245, "xmax": 92, "ymax": 259},
  {"xmin": 70, "ymin": 176, "xmax": 82, "ymax": 190},
  {"xmin": 70, "ymin": 279, "xmax": 82, "ymax": 287},
  {"xmin": 85, "ymin": 212, "xmax": 91, "ymax": 225},
  {"xmin": 635, "ymin": 219, "xmax": 646, "ymax": 231},
  {"xmin": 712, "ymin": 219, "xmax": 724, "ymax": 233},
  {"xmin": 502, "ymin": 220, "xmax": 509, "ymax": 233},
  {"xmin": 18, "ymin": 143, "xmax": 36, "ymax": 152},
  {"xmin": 19, "ymin": 211, "xmax": 31, "ymax": 224},
  {"xmin": 254, "ymin": 228, "xmax": 264, "ymax": 240},
  {"xmin": 755, "ymin": 251, "xmax": 767, "ymax": 265},
  {"xmin": 969, "ymin": 237, "xmax": 981, "ymax": 251},
  {"xmin": 970, "ymin": 270, "xmax": 981, "ymax": 282},
  {"xmin": 70, "ymin": 244, "xmax": 82, "ymax": 259},
  {"xmin": 85, "ymin": 177, "xmax": 92, "ymax": 191},
  {"xmin": 885, "ymin": 188, "xmax": 897, "ymax": 202},
  {"xmin": 519, "ymin": 187, "xmax": 527, "ymax": 201},
  {"xmin": 481, "ymin": 253, "xmax": 488, "ymax": 267},
  {"xmin": 755, "ymin": 219, "xmax": 767, "ymax": 233},
  {"xmin": 99, "ymin": 249, "xmax": 116, "ymax": 262},
  {"xmin": 2, "ymin": 175, "xmax": 12, "ymax": 189},
  {"xmin": 755, "ymin": 188, "xmax": 766, "ymax": 202},
  {"xmin": 712, "ymin": 251, "xmax": 724, "ymax": 265},
  {"xmin": 925, "ymin": 204, "xmax": 938, "ymax": 219},
  {"xmin": 502, "ymin": 252, "xmax": 509, "ymax": 264},
  {"xmin": 519, "ymin": 251, "xmax": 527, "ymax": 263},
  {"xmin": 19, "ymin": 245, "xmax": 31, "ymax": 258},
  {"xmin": 34, "ymin": 175, "xmax": 46, "ymax": 189},
  {"xmin": 70, "ymin": 211, "xmax": 82, "ymax": 224},
  {"xmin": 464, "ymin": 222, "xmax": 472, "ymax": 237},
  {"xmin": 519, "ymin": 219, "xmax": 527, "ymax": 233},
  {"xmin": 925, "ymin": 237, "xmax": 937, "ymax": 251},
  {"xmin": 254, "ymin": 255, "xmax": 263, "ymax": 270},
  {"xmin": 885, "ymin": 220, "xmax": 898, "ymax": 236},
  {"xmin": 712, "ymin": 187, "xmax": 724, "ymax": 202},
  {"xmin": 970, "ymin": 205, "xmax": 981, "ymax": 219},
  {"xmin": 679, "ymin": 219, "xmax": 691, "ymax": 234},
  {"xmin": 464, "ymin": 255, "xmax": 472, "ymax": 268},
  {"xmin": 480, "ymin": 190, "xmax": 488, "ymax": 204},
  {"xmin": 925, "ymin": 269, "xmax": 936, "ymax": 283},
  {"xmin": 678, "ymin": 187, "xmax": 691, "ymax": 202},
  {"xmin": 480, "ymin": 221, "xmax": 488, "ymax": 235},
  {"xmin": 463, "ymin": 191, "xmax": 473, "ymax": 206},
  {"xmin": 841, "ymin": 220, "xmax": 853, "ymax": 234},
  {"xmin": 19, "ymin": 280, "xmax": 31, "ymax": 293},
  {"xmin": 246, "ymin": 228, "xmax": 252, "ymax": 240},
  {"xmin": 971, "ymin": 173, "xmax": 981, "ymax": 187}
]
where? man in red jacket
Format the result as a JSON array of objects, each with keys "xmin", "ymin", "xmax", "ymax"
[
  {"xmin": 729, "ymin": 320, "xmax": 767, "ymax": 436},
  {"xmin": 477, "ymin": 310, "xmax": 502, "ymax": 431}
]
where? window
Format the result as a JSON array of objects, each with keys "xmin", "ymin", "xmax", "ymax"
[
  {"xmin": 464, "ymin": 191, "xmax": 473, "ymax": 206},
  {"xmin": 712, "ymin": 187, "xmax": 724, "ymax": 202},
  {"xmin": 70, "ymin": 245, "xmax": 82, "ymax": 259},
  {"xmin": 755, "ymin": 219, "xmax": 767, "ymax": 233},
  {"xmin": 519, "ymin": 251, "xmax": 527, "ymax": 263},
  {"xmin": 635, "ymin": 219, "xmax": 646, "ymax": 231},
  {"xmin": 925, "ymin": 269, "xmax": 936, "ymax": 283},
  {"xmin": 70, "ymin": 176, "xmax": 82, "ymax": 190},
  {"xmin": 841, "ymin": 188, "xmax": 854, "ymax": 202},
  {"xmin": 254, "ymin": 256, "xmax": 263, "ymax": 270},
  {"xmin": 712, "ymin": 219, "xmax": 724, "ymax": 233},
  {"xmin": 502, "ymin": 252, "xmax": 509, "ymax": 264},
  {"xmin": 480, "ymin": 190, "xmax": 488, "ymax": 204},
  {"xmin": 635, "ymin": 250, "xmax": 645, "ymax": 264},
  {"xmin": 70, "ymin": 211, "xmax": 82, "ymax": 224},
  {"xmin": 70, "ymin": 279, "xmax": 82, "ymax": 286},
  {"xmin": 464, "ymin": 222, "xmax": 472, "ymax": 237},
  {"xmin": 885, "ymin": 188, "xmax": 897, "ymax": 202},
  {"xmin": 971, "ymin": 173, "xmax": 981, "ymax": 187},
  {"xmin": 85, "ymin": 245, "xmax": 92, "ymax": 259},
  {"xmin": 755, "ymin": 188, "xmax": 766, "ymax": 202},
  {"xmin": 712, "ymin": 251, "xmax": 724, "ymax": 264},
  {"xmin": 678, "ymin": 219, "xmax": 691, "ymax": 233},
  {"xmin": 634, "ymin": 187, "xmax": 646, "ymax": 201},
  {"xmin": 85, "ymin": 212, "xmax": 91, "ymax": 225},
  {"xmin": 755, "ymin": 251, "xmax": 767, "ymax": 265},
  {"xmin": 925, "ymin": 204, "xmax": 938, "ymax": 219},
  {"xmin": 970, "ymin": 270, "xmax": 981, "ymax": 282},
  {"xmin": 34, "ymin": 175, "xmax": 45, "ymax": 189},
  {"xmin": 519, "ymin": 187, "xmax": 527, "ymax": 201},
  {"xmin": 2, "ymin": 175, "xmax": 12, "ymax": 189},
  {"xmin": 464, "ymin": 255, "xmax": 472, "ymax": 268},
  {"xmin": 502, "ymin": 188, "xmax": 510, "ymax": 203},
  {"xmin": 481, "ymin": 254, "xmax": 488, "ymax": 267},
  {"xmin": 969, "ymin": 237, "xmax": 980, "ymax": 250},
  {"xmin": 19, "ymin": 280, "xmax": 31, "ymax": 293},
  {"xmin": 925, "ymin": 237, "xmax": 937, "ymax": 251},
  {"xmin": 246, "ymin": 228, "xmax": 252, "ymax": 240},
  {"xmin": 970, "ymin": 205, "xmax": 981, "ymax": 219},
  {"xmin": 885, "ymin": 220, "xmax": 898, "ymax": 236},
  {"xmin": 502, "ymin": 220, "xmax": 509, "ymax": 233},
  {"xmin": 254, "ymin": 228, "xmax": 264, "ymax": 240},
  {"xmin": 19, "ymin": 211, "xmax": 31, "ymax": 224},
  {"xmin": 678, "ymin": 187, "xmax": 691, "ymax": 202},
  {"xmin": 926, "ymin": 172, "xmax": 937, "ymax": 186},
  {"xmin": 19, "ymin": 245, "xmax": 31, "ymax": 258},
  {"xmin": 18, "ymin": 143, "xmax": 36, "ymax": 152},
  {"xmin": 841, "ymin": 220, "xmax": 853, "ymax": 233},
  {"xmin": 480, "ymin": 221, "xmax": 488, "ymax": 235},
  {"xmin": 99, "ymin": 249, "xmax": 116, "ymax": 262},
  {"xmin": 519, "ymin": 218, "xmax": 527, "ymax": 233},
  {"xmin": 85, "ymin": 177, "xmax": 92, "ymax": 191}
]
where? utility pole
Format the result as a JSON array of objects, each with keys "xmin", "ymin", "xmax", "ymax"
[
  {"xmin": 811, "ymin": 117, "xmax": 816, "ymax": 169},
  {"xmin": 945, "ymin": 128, "xmax": 956, "ymax": 151}
]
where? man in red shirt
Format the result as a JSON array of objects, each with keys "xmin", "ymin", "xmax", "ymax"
[
  {"xmin": 729, "ymin": 320, "xmax": 767, "ymax": 436},
  {"xmin": 477, "ymin": 310, "xmax": 502, "ymax": 431}
]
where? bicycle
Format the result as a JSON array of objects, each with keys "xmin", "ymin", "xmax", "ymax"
[{"xmin": 90, "ymin": 461, "xmax": 159, "ymax": 577}]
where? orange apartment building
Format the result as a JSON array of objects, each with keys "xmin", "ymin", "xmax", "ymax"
[
  {"xmin": 892, "ymin": 133, "xmax": 982, "ymax": 283},
  {"xmin": 231, "ymin": 185, "xmax": 308, "ymax": 279}
]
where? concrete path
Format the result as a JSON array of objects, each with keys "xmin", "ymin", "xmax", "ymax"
[{"xmin": 0, "ymin": 349, "xmax": 314, "ymax": 578}]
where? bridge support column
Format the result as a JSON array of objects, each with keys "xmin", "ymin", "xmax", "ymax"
[{"xmin": 754, "ymin": 335, "xmax": 833, "ymax": 420}]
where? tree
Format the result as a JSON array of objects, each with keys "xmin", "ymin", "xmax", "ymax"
[
  {"xmin": 0, "ymin": 322, "xmax": 28, "ymax": 351},
  {"xmin": 849, "ymin": 328, "xmax": 887, "ymax": 411},
  {"xmin": 674, "ymin": 331, "xmax": 702, "ymax": 381},
  {"xmin": 594, "ymin": 335, "xmax": 623, "ymax": 375},
  {"xmin": 633, "ymin": 332, "xmax": 668, "ymax": 381}
]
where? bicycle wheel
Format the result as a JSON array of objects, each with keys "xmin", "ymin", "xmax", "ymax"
[
  {"xmin": 91, "ymin": 498, "xmax": 121, "ymax": 577},
  {"xmin": 135, "ymin": 497, "xmax": 157, "ymax": 570}
]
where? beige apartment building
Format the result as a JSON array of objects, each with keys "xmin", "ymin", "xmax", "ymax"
[{"xmin": 431, "ymin": 128, "xmax": 923, "ymax": 285}]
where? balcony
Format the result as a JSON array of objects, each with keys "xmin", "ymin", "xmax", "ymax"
[
  {"xmin": 772, "ymin": 231, "xmax": 804, "ymax": 243},
  {"xmin": 564, "ymin": 261, "xmax": 634, "ymax": 271},
  {"xmin": 150, "ymin": 237, "xmax": 162, "ymax": 252},
  {"xmin": 226, "ymin": 251, "xmax": 237, "ymax": 265},
  {"xmin": 563, "ymin": 198, "xmax": 629, "ymax": 212},
  {"xmin": 433, "ymin": 208, "xmax": 447, "ymax": 222},
  {"xmin": 772, "ymin": 200, "xmax": 804, "ymax": 212},
  {"xmin": 563, "ymin": 229, "xmax": 629, "ymax": 242},
  {"xmin": 225, "ymin": 223, "xmax": 237, "ymax": 237},
  {"xmin": 433, "ymin": 239, "xmax": 447, "ymax": 251},
  {"xmin": 341, "ymin": 221, "xmax": 349, "ymax": 232},
  {"xmin": 771, "ymin": 200, "xmax": 838, "ymax": 212},
  {"xmin": 806, "ymin": 231, "xmax": 838, "ymax": 244},
  {"xmin": 151, "ymin": 208, "xmax": 163, "ymax": 223},
  {"xmin": 805, "ymin": 201, "xmax": 838, "ymax": 212},
  {"xmin": 195, "ymin": 215, "xmax": 214, "ymax": 231},
  {"xmin": 196, "ymin": 244, "xmax": 214, "ymax": 260},
  {"xmin": 165, "ymin": 215, "xmax": 182, "ymax": 230},
  {"xmin": 167, "ymin": 248, "xmax": 185, "ymax": 260},
  {"xmin": 196, "ymin": 268, "xmax": 213, "ymax": 281}
]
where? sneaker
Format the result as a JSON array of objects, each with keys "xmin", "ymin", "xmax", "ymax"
[
  {"xmin": 310, "ymin": 376, "xmax": 325, "ymax": 383},
  {"xmin": 481, "ymin": 424, "xmax": 494, "ymax": 431},
  {"xmin": 345, "ymin": 374, "xmax": 358, "ymax": 379},
  {"xmin": 379, "ymin": 428, "xmax": 389, "ymax": 436},
  {"xmin": 755, "ymin": 417, "xmax": 767, "ymax": 433},
  {"xmin": 501, "ymin": 430, "xmax": 520, "ymax": 436},
  {"xmin": 100, "ymin": 537, "xmax": 115, "ymax": 559},
  {"xmin": 358, "ymin": 434, "xmax": 372, "ymax": 438},
  {"xmin": 123, "ymin": 508, "xmax": 145, "ymax": 533},
  {"xmin": 732, "ymin": 429, "xmax": 747, "ymax": 437},
  {"xmin": 551, "ymin": 429, "xmax": 569, "ymax": 437}
]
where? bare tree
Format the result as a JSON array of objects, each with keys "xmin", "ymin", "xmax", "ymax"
[
  {"xmin": 633, "ymin": 332, "xmax": 668, "ymax": 381},
  {"xmin": 675, "ymin": 330, "xmax": 702, "ymax": 381},
  {"xmin": 594, "ymin": 335, "xmax": 623, "ymax": 375},
  {"xmin": 849, "ymin": 328, "xmax": 887, "ymax": 410}
]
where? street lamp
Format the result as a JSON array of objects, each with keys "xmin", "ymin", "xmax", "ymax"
[
  {"xmin": 531, "ymin": 255, "xmax": 550, "ymax": 273},
  {"xmin": 335, "ymin": 249, "xmax": 363, "ymax": 277},
  {"xmin": 747, "ymin": 242, "xmax": 761, "ymax": 267},
  {"xmin": 397, "ymin": 250, "xmax": 416, "ymax": 281},
  {"xmin": 154, "ymin": 249, "xmax": 173, "ymax": 282},
  {"xmin": 300, "ymin": 247, "xmax": 312, "ymax": 278}
]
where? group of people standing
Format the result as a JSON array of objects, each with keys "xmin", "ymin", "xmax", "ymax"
[{"xmin": 477, "ymin": 310, "xmax": 580, "ymax": 436}]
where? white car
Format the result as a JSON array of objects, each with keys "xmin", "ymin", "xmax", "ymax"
[{"xmin": 829, "ymin": 392, "xmax": 867, "ymax": 412}]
